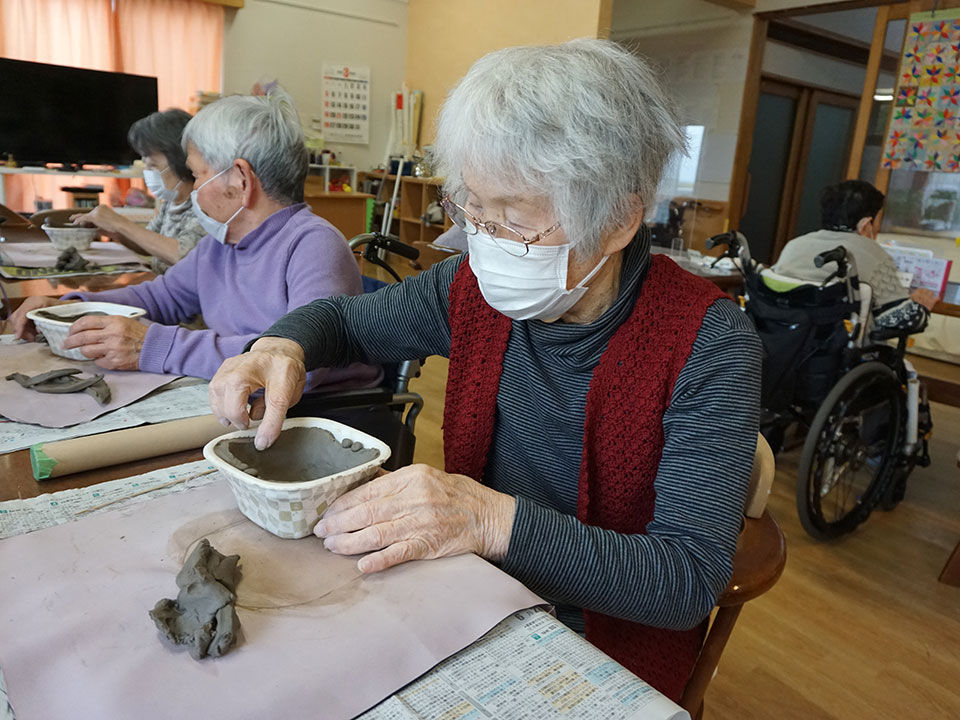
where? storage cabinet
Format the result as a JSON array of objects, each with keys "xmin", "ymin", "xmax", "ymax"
[{"xmin": 373, "ymin": 175, "xmax": 452, "ymax": 245}]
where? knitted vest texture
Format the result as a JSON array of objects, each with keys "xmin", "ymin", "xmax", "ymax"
[{"xmin": 443, "ymin": 253, "xmax": 726, "ymax": 702}]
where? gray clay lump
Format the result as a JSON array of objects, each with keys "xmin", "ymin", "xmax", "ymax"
[
  {"xmin": 150, "ymin": 539, "xmax": 242, "ymax": 660},
  {"xmin": 5, "ymin": 368, "xmax": 111, "ymax": 405},
  {"xmin": 215, "ymin": 426, "xmax": 379, "ymax": 483},
  {"xmin": 51, "ymin": 248, "xmax": 94, "ymax": 273}
]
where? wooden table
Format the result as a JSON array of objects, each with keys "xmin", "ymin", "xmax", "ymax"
[
  {"xmin": 939, "ymin": 450, "xmax": 960, "ymax": 587},
  {"xmin": 304, "ymin": 191, "xmax": 373, "ymax": 240},
  {"xmin": 0, "ymin": 447, "xmax": 204, "ymax": 502}
]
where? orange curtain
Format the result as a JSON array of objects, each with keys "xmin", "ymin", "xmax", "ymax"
[
  {"xmin": 0, "ymin": 0, "xmax": 223, "ymax": 213},
  {"xmin": 116, "ymin": 0, "xmax": 223, "ymax": 112}
]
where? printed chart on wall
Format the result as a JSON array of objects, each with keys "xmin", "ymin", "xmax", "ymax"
[
  {"xmin": 322, "ymin": 64, "xmax": 370, "ymax": 145},
  {"xmin": 884, "ymin": 9, "xmax": 960, "ymax": 170}
]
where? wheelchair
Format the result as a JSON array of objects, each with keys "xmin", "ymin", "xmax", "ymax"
[
  {"xmin": 706, "ymin": 231, "xmax": 932, "ymax": 540},
  {"xmin": 286, "ymin": 231, "xmax": 425, "ymax": 471}
]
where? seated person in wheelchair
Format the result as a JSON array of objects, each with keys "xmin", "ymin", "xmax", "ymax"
[
  {"xmin": 209, "ymin": 39, "xmax": 762, "ymax": 703},
  {"xmin": 9, "ymin": 91, "xmax": 381, "ymax": 391},
  {"xmin": 773, "ymin": 180, "xmax": 938, "ymax": 331}
]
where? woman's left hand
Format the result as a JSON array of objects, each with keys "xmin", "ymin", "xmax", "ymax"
[
  {"xmin": 315, "ymin": 464, "xmax": 516, "ymax": 573},
  {"xmin": 62, "ymin": 316, "xmax": 148, "ymax": 370}
]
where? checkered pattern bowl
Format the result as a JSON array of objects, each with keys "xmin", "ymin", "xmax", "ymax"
[
  {"xmin": 26, "ymin": 301, "xmax": 147, "ymax": 360},
  {"xmin": 41, "ymin": 224, "xmax": 100, "ymax": 251},
  {"xmin": 203, "ymin": 417, "xmax": 392, "ymax": 539}
]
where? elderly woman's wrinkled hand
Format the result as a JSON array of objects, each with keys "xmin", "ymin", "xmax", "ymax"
[
  {"xmin": 70, "ymin": 205, "xmax": 131, "ymax": 239},
  {"xmin": 910, "ymin": 288, "xmax": 939, "ymax": 311},
  {"xmin": 7, "ymin": 297, "xmax": 78, "ymax": 341},
  {"xmin": 209, "ymin": 337, "xmax": 306, "ymax": 448},
  {"xmin": 63, "ymin": 315, "xmax": 148, "ymax": 370},
  {"xmin": 315, "ymin": 464, "xmax": 516, "ymax": 573}
]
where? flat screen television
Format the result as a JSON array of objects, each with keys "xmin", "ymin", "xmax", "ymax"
[{"xmin": 0, "ymin": 58, "xmax": 158, "ymax": 167}]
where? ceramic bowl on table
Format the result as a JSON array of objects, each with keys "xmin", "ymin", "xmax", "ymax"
[
  {"xmin": 26, "ymin": 301, "xmax": 147, "ymax": 360},
  {"xmin": 204, "ymin": 417, "xmax": 392, "ymax": 540},
  {"xmin": 41, "ymin": 223, "xmax": 100, "ymax": 252}
]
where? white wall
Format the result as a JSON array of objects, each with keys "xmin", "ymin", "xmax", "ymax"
[
  {"xmin": 617, "ymin": 22, "xmax": 752, "ymax": 202},
  {"xmin": 612, "ymin": 0, "xmax": 890, "ymax": 203},
  {"xmin": 222, "ymin": 0, "xmax": 408, "ymax": 171},
  {"xmin": 762, "ymin": 41, "xmax": 866, "ymax": 96}
]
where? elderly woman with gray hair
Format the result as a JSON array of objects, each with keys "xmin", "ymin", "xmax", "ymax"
[
  {"xmin": 10, "ymin": 92, "xmax": 380, "ymax": 391},
  {"xmin": 70, "ymin": 108, "xmax": 205, "ymax": 272},
  {"xmin": 209, "ymin": 40, "xmax": 761, "ymax": 701}
]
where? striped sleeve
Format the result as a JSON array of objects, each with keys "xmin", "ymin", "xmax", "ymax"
[
  {"xmin": 500, "ymin": 300, "xmax": 762, "ymax": 630},
  {"xmin": 258, "ymin": 255, "xmax": 464, "ymax": 366}
]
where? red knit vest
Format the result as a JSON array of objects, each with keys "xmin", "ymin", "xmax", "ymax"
[{"xmin": 443, "ymin": 253, "xmax": 726, "ymax": 702}]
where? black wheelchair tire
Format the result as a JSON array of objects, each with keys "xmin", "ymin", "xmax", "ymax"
[{"xmin": 796, "ymin": 361, "xmax": 903, "ymax": 541}]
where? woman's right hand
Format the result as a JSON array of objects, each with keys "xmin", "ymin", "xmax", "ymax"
[
  {"xmin": 209, "ymin": 337, "xmax": 307, "ymax": 450},
  {"xmin": 8, "ymin": 297, "xmax": 78, "ymax": 340}
]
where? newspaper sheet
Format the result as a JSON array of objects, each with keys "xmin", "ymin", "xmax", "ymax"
[
  {"xmin": 0, "ymin": 459, "xmax": 219, "ymax": 539},
  {"xmin": 0, "ymin": 366, "xmax": 210, "ymax": 455},
  {"xmin": 361, "ymin": 608, "xmax": 688, "ymax": 720}
]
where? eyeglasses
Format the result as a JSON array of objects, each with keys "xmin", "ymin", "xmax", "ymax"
[{"xmin": 440, "ymin": 195, "xmax": 561, "ymax": 257}]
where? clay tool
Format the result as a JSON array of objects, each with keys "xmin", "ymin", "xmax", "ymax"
[{"xmin": 30, "ymin": 414, "xmax": 244, "ymax": 480}]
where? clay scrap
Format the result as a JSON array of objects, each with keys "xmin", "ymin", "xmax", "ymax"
[
  {"xmin": 53, "ymin": 247, "xmax": 93, "ymax": 273},
  {"xmin": 215, "ymin": 426, "xmax": 379, "ymax": 483},
  {"xmin": 33, "ymin": 308, "xmax": 108, "ymax": 323},
  {"xmin": 149, "ymin": 539, "xmax": 242, "ymax": 660},
  {"xmin": 6, "ymin": 368, "xmax": 111, "ymax": 404}
]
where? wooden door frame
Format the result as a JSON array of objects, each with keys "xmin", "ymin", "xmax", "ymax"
[
  {"xmin": 758, "ymin": 78, "xmax": 809, "ymax": 257},
  {"xmin": 746, "ymin": 77, "xmax": 859, "ymax": 260},
  {"xmin": 781, "ymin": 87, "xmax": 860, "ymax": 254},
  {"xmin": 729, "ymin": 1, "xmax": 918, "ymax": 229}
]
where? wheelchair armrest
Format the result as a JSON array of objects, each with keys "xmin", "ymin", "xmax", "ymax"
[
  {"xmin": 869, "ymin": 325, "xmax": 925, "ymax": 342},
  {"xmin": 294, "ymin": 387, "xmax": 415, "ymax": 412}
]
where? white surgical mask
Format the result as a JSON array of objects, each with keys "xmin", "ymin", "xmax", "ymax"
[
  {"xmin": 467, "ymin": 230, "xmax": 608, "ymax": 321},
  {"xmin": 143, "ymin": 166, "xmax": 181, "ymax": 203},
  {"xmin": 190, "ymin": 167, "xmax": 244, "ymax": 244}
]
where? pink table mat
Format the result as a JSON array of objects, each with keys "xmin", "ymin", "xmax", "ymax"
[
  {"xmin": 0, "ymin": 340, "xmax": 180, "ymax": 427},
  {"xmin": 0, "ymin": 480, "xmax": 543, "ymax": 720}
]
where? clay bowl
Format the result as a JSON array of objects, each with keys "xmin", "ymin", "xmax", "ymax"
[
  {"xmin": 203, "ymin": 417, "xmax": 392, "ymax": 539},
  {"xmin": 26, "ymin": 301, "xmax": 147, "ymax": 360},
  {"xmin": 41, "ymin": 223, "xmax": 100, "ymax": 251}
]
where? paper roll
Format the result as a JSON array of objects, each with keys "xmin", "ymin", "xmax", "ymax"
[{"xmin": 30, "ymin": 414, "xmax": 230, "ymax": 480}]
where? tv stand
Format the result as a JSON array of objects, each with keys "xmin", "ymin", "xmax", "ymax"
[{"xmin": 0, "ymin": 166, "xmax": 142, "ymax": 206}]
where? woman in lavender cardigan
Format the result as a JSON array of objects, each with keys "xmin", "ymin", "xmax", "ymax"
[{"xmin": 10, "ymin": 91, "xmax": 380, "ymax": 392}]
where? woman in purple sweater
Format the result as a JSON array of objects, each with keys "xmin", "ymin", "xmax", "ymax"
[{"xmin": 10, "ymin": 92, "xmax": 381, "ymax": 392}]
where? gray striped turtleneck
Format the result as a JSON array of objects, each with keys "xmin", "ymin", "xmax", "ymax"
[{"xmin": 263, "ymin": 230, "xmax": 762, "ymax": 633}]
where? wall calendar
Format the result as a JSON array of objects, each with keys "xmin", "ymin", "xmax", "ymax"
[{"xmin": 321, "ymin": 64, "xmax": 370, "ymax": 145}]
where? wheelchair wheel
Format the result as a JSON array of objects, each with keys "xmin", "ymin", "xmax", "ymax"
[{"xmin": 796, "ymin": 362, "xmax": 903, "ymax": 540}]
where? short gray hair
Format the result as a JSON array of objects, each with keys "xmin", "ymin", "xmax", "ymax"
[
  {"xmin": 431, "ymin": 38, "xmax": 685, "ymax": 258},
  {"xmin": 182, "ymin": 90, "xmax": 307, "ymax": 204}
]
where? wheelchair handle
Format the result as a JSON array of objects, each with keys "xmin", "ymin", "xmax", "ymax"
[
  {"xmin": 814, "ymin": 246, "xmax": 847, "ymax": 269},
  {"xmin": 375, "ymin": 234, "xmax": 419, "ymax": 261},
  {"xmin": 349, "ymin": 232, "xmax": 420, "ymax": 261},
  {"xmin": 705, "ymin": 231, "xmax": 738, "ymax": 250}
]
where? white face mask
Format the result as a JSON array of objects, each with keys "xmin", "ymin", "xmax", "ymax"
[
  {"xmin": 190, "ymin": 167, "xmax": 244, "ymax": 244},
  {"xmin": 143, "ymin": 166, "xmax": 181, "ymax": 203},
  {"xmin": 467, "ymin": 230, "xmax": 608, "ymax": 321}
]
